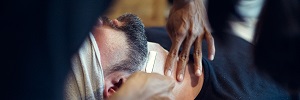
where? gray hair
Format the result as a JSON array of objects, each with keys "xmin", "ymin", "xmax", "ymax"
[{"xmin": 102, "ymin": 13, "xmax": 148, "ymax": 75}]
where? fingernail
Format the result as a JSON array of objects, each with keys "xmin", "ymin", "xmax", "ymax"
[
  {"xmin": 178, "ymin": 74, "xmax": 183, "ymax": 81},
  {"xmin": 196, "ymin": 69, "xmax": 201, "ymax": 76},
  {"xmin": 167, "ymin": 70, "xmax": 172, "ymax": 76},
  {"xmin": 210, "ymin": 55, "xmax": 214, "ymax": 60}
]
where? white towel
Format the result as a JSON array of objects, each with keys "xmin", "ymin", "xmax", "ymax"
[{"xmin": 64, "ymin": 33, "xmax": 105, "ymax": 100}]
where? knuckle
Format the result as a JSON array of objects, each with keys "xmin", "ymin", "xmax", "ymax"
[
  {"xmin": 208, "ymin": 36, "xmax": 214, "ymax": 42},
  {"xmin": 179, "ymin": 53, "xmax": 189, "ymax": 61},
  {"xmin": 169, "ymin": 50, "xmax": 178, "ymax": 58},
  {"xmin": 177, "ymin": 32, "xmax": 186, "ymax": 38},
  {"xmin": 193, "ymin": 50, "xmax": 202, "ymax": 57},
  {"xmin": 210, "ymin": 36, "xmax": 214, "ymax": 41},
  {"xmin": 177, "ymin": 27, "xmax": 187, "ymax": 37},
  {"xmin": 189, "ymin": 29, "xmax": 199, "ymax": 38},
  {"xmin": 206, "ymin": 28, "xmax": 212, "ymax": 33},
  {"xmin": 205, "ymin": 31, "xmax": 212, "ymax": 36},
  {"xmin": 191, "ymin": 33, "xmax": 198, "ymax": 39}
]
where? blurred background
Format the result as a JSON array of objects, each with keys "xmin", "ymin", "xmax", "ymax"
[{"xmin": 105, "ymin": 0, "xmax": 171, "ymax": 27}]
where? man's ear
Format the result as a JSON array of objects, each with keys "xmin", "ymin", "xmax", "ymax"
[
  {"xmin": 112, "ymin": 19, "xmax": 124, "ymax": 27},
  {"xmin": 104, "ymin": 77, "xmax": 126, "ymax": 98}
]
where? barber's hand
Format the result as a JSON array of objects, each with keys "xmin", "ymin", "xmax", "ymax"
[
  {"xmin": 108, "ymin": 71, "xmax": 175, "ymax": 100},
  {"xmin": 165, "ymin": 0, "xmax": 215, "ymax": 82}
]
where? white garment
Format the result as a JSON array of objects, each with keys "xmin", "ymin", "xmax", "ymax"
[
  {"xmin": 229, "ymin": 0, "xmax": 265, "ymax": 43},
  {"xmin": 64, "ymin": 34, "xmax": 105, "ymax": 100},
  {"xmin": 236, "ymin": 0, "xmax": 265, "ymax": 19}
]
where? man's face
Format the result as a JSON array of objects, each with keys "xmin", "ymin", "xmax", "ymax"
[{"xmin": 92, "ymin": 14, "xmax": 147, "ymax": 99}]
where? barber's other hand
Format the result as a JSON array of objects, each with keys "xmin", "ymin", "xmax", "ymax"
[
  {"xmin": 165, "ymin": 0, "xmax": 215, "ymax": 82},
  {"xmin": 108, "ymin": 71, "xmax": 175, "ymax": 100}
]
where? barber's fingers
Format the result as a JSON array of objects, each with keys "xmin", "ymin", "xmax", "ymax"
[
  {"xmin": 164, "ymin": 36, "xmax": 183, "ymax": 77},
  {"xmin": 176, "ymin": 32, "xmax": 197, "ymax": 82},
  {"xmin": 193, "ymin": 36, "xmax": 203, "ymax": 77},
  {"xmin": 204, "ymin": 28, "xmax": 215, "ymax": 60},
  {"xmin": 164, "ymin": 24, "xmax": 187, "ymax": 77}
]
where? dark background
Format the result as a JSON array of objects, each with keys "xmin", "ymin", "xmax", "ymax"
[{"xmin": 2, "ymin": 0, "xmax": 111, "ymax": 99}]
